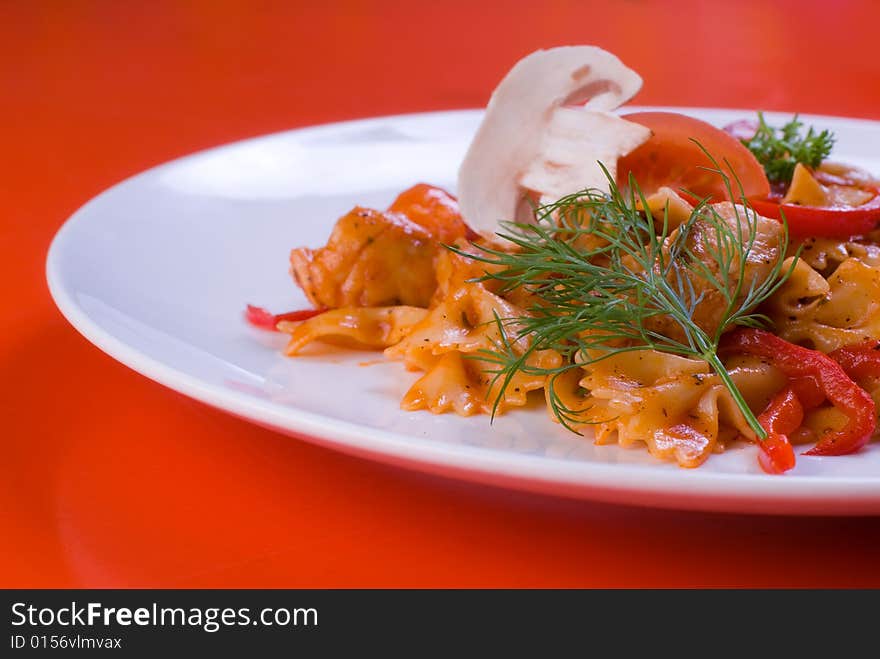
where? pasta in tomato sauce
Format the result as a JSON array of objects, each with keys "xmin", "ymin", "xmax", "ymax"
[{"xmin": 252, "ymin": 48, "xmax": 880, "ymax": 474}]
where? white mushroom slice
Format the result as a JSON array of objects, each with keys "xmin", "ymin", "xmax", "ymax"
[
  {"xmin": 457, "ymin": 46, "xmax": 651, "ymax": 238},
  {"xmin": 518, "ymin": 108, "xmax": 652, "ymax": 208}
]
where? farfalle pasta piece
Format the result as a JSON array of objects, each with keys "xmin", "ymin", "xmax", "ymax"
[
  {"xmin": 385, "ymin": 278, "xmax": 561, "ymax": 415},
  {"xmin": 290, "ymin": 207, "xmax": 439, "ymax": 309},
  {"xmin": 401, "ymin": 349, "xmax": 560, "ymax": 416},
  {"xmin": 280, "ymin": 306, "xmax": 428, "ymax": 354},
  {"xmin": 581, "ymin": 352, "xmax": 737, "ymax": 467},
  {"xmin": 765, "ymin": 244, "xmax": 880, "ymax": 351},
  {"xmin": 637, "ymin": 186, "xmax": 695, "ymax": 229},
  {"xmin": 798, "ymin": 236, "xmax": 880, "ymax": 273},
  {"xmin": 385, "ymin": 282, "xmax": 531, "ymax": 370},
  {"xmin": 553, "ymin": 350, "xmax": 786, "ymax": 467}
]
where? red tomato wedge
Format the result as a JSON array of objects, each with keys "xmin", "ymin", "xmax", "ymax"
[{"xmin": 617, "ymin": 111, "xmax": 770, "ymax": 201}]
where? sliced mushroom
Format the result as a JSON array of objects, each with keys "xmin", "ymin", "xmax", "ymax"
[{"xmin": 457, "ymin": 46, "xmax": 652, "ymax": 238}]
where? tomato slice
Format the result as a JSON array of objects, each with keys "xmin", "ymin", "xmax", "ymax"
[{"xmin": 617, "ymin": 112, "xmax": 770, "ymax": 201}]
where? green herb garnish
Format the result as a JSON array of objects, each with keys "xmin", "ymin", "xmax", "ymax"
[
  {"xmin": 743, "ymin": 112, "xmax": 834, "ymax": 185},
  {"xmin": 454, "ymin": 154, "xmax": 795, "ymax": 439}
]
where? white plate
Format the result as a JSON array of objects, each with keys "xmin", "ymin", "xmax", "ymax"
[{"xmin": 47, "ymin": 107, "xmax": 880, "ymax": 515}]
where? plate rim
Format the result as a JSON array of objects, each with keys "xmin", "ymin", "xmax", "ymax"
[{"xmin": 46, "ymin": 106, "xmax": 880, "ymax": 515}]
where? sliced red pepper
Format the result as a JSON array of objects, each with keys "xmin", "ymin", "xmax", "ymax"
[
  {"xmin": 721, "ymin": 328, "xmax": 876, "ymax": 456},
  {"xmin": 721, "ymin": 117, "xmax": 880, "ymax": 238},
  {"xmin": 829, "ymin": 340, "xmax": 880, "ymax": 381},
  {"xmin": 755, "ymin": 386, "xmax": 801, "ymax": 474},
  {"xmin": 245, "ymin": 304, "xmax": 323, "ymax": 331},
  {"xmin": 788, "ymin": 375, "xmax": 825, "ymax": 409},
  {"xmin": 747, "ymin": 192, "xmax": 880, "ymax": 240}
]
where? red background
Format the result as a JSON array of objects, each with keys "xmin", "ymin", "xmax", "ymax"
[{"xmin": 5, "ymin": 0, "xmax": 880, "ymax": 588}]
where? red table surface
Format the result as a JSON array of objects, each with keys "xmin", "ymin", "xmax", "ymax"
[{"xmin": 5, "ymin": 0, "xmax": 880, "ymax": 588}]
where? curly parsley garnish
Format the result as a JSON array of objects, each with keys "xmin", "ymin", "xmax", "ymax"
[{"xmin": 743, "ymin": 112, "xmax": 835, "ymax": 185}]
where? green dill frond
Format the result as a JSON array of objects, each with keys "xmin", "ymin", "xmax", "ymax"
[{"xmin": 450, "ymin": 152, "xmax": 797, "ymax": 440}]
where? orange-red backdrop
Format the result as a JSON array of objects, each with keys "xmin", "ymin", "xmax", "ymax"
[{"xmin": 4, "ymin": 0, "xmax": 880, "ymax": 587}]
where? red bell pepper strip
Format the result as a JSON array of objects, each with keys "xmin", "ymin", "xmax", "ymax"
[
  {"xmin": 720, "ymin": 328, "xmax": 876, "ymax": 456},
  {"xmin": 829, "ymin": 340, "xmax": 880, "ymax": 381},
  {"xmin": 721, "ymin": 118, "xmax": 880, "ymax": 239},
  {"xmin": 245, "ymin": 304, "xmax": 323, "ymax": 331},
  {"xmin": 755, "ymin": 387, "xmax": 801, "ymax": 474},
  {"xmin": 748, "ymin": 192, "xmax": 880, "ymax": 240}
]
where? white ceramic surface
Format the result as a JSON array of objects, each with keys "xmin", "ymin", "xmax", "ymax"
[{"xmin": 47, "ymin": 107, "xmax": 880, "ymax": 515}]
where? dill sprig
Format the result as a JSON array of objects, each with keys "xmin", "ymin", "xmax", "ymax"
[
  {"xmin": 743, "ymin": 111, "xmax": 835, "ymax": 185},
  {"xmin": 454, "ymin": 152, "xmax": 796, "ymax": 439}
]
